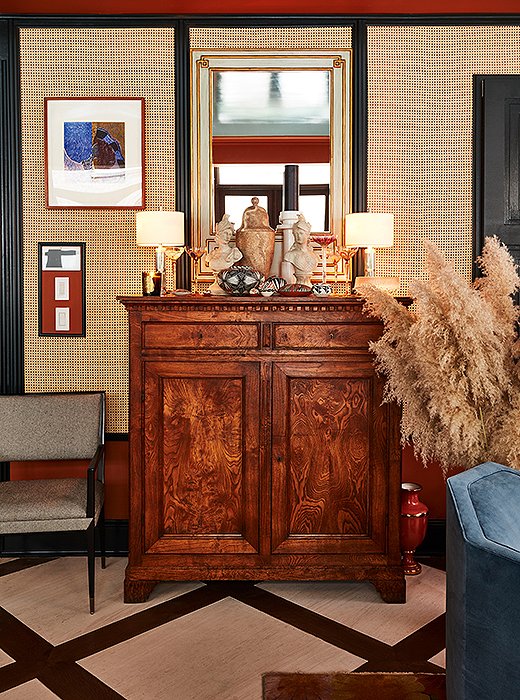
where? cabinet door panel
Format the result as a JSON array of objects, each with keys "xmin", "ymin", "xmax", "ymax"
[
  {"xmin": 272, "ymin": 361, "xmax": 387, "ymax": 555},
  {"xmin": 144, "ymin": 361, "xmax": 260, "ymax": 555}
]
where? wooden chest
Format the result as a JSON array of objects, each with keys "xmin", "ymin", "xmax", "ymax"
[{"xmin": 118, "ymin": 296, "xmax": 406, "ymax": 603}]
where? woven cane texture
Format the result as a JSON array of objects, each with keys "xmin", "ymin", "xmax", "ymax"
[
  {"xmin": 367, "ymin": 25, "xmax": 520, "ymax": 293},
  {"xmin": 20, "ymin": 28, "xmax": 176, "ymax": 432},
  {"xmin": 189, "ymin": 26, "xmax": 352, "ymax": 50}
]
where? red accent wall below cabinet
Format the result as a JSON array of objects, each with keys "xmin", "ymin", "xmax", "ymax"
[{"xmin": 9, "ymin": 439, "xmax": 129, "ymax": 519}]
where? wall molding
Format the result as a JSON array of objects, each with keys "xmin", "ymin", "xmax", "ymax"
[
  {"xmin": 0, "ymin": 20, "xmax": 22, "ymax": 483},
  {"xmin": 0, "ymin": 20, "xmax": 23, "ymax": 398},
  {"xmin": 0, "ymin": 519, "xmax": 129, "ymax": 557},
  {"xmin": 0, "ymin": 518, "xmax": 446, "ymax": 558}
]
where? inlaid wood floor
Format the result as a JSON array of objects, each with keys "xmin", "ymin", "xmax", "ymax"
[{"xmin": 0, "ymin": 557, "xmax": 445, "ymax": 699}]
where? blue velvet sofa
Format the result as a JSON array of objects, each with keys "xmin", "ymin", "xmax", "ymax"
[{"xmin": 446, "ymin": 462, "xmax": 520, "ymax": 700}]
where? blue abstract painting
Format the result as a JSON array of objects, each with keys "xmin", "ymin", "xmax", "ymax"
[
  {"xmin": 64, "ymin": 121, "xmax": 93, "ymax": 168},
  {"xmin": 64, "ymin": 121, "xmax": 125, "ymax": 171}
]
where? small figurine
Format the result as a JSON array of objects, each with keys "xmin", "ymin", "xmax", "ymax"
[
  {"xmin": 283, "ymin": 214, "xmax": 318, "ymax": 287},
  {"xmin": 204, "ymin": 214, "xmax": 243, "ymax": 295}
]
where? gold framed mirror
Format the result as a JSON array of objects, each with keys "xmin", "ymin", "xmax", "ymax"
[{"xmin": 190, "ymin": 48, "xmax": 351, "ymax": 288}]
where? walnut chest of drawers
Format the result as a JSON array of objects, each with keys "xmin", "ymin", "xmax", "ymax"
[{"xmin": 118, "ymin": 296, "xmax": 406, "ymax": 603}]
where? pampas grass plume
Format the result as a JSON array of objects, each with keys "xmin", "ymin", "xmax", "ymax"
[{"xmin": 363, "ymin": 237, "xmax": 520, "ymax": 474}]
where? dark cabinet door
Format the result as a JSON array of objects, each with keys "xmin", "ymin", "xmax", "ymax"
[
  {"xmin": 475, "ymin": 74, "xmax": 520, "ymax": 287},
  {"xmin": 271, "ymin": 361, "xmax": 390, "ymax": 557},
  {"xmin": 143, "ymin": 360, "xmax": 261, "ymax": 556}
]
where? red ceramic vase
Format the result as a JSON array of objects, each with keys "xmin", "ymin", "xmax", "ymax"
[{"xmin": 400, "ymin": 482, "xmax": 429, "ymax": 575}]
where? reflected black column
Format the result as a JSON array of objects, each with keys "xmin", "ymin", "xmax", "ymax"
[{"xmin": 283, "ymin": 164, "xmax": 299, "ymax": 211}]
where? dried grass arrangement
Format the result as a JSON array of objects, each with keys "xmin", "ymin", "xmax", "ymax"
[{"xmin": 363, "ymin": 237, "xmax": 520, "ymax": 474}]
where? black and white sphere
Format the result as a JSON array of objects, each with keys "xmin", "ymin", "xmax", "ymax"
[{"xmin": 217, "ymin": 265, "xmax": 264, "ymax": 295}]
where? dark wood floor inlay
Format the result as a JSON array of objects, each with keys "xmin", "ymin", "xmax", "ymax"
[
  {"xmin": 0, "ymin": 557, "xmax": 57, "ymax": 577},
  {"xmin": 0, "ymin": 607, "xmax": 124, "ymax": 698},
  {"xmin": 230, "ymin": 583, "xmax": 389, "ymax": 662},
  {"xmin": 56, "ymin": 585, "xmax": 227, "ymax": 662},
  {"xmin": 0, "ymin": 559, "xmax": 446, "ymax": 697}
]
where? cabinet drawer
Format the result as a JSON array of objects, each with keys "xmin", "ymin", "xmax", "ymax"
[
  {"xmin": 143, "ymin": 322, "xmax": 260, "ymax": 349},
  {"xmin": 273, "ymin": 323, "xmax": 381, "ymax": 349}
]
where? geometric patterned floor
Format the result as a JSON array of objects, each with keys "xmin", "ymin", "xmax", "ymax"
[{"xmin": 0, "ymin": 557, "xmax": 446, "ymax": 699}]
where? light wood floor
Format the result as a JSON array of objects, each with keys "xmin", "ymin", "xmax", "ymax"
[{"xmin": 0, "ymin": 557, "xmax": 445, "ymax": 699}]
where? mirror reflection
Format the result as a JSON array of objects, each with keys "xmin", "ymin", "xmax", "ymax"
[
  {"xmin": 212, "ymin": 69, "xmax": 331, "ymax": 232},
  {"xmin": 214, "ymin": 164, "xmax": 329, "ymax": 232},
  {"xmin": 213, "ymin": 71, "xmax": 330, "ymax": 136},
  {"xmin": 190, "ymin": 49, "xmax": 351, "ymax": 288}
]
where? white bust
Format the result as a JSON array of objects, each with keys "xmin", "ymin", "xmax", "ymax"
[
  {"xmin": 205, "ymin": 214, "xmax": 243, "ymax": 294},
  {"xmin": 283, "ymin": 214, "xmax": 318, "ymax": 287}
]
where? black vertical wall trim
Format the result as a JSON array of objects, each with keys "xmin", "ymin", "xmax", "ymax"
[
  {"xmin": 0, "ymin": 21, "xmax": 23, "ymax": 395},
  {"xmin": 352, "ymin": 19, "xmax": 368, "ymax": 213},
  {"xmin": 351, "ymin": 19, "xmax": 368, "ymax": 280},
  {"xmin": 0, "ymin": 20, "xmax": 22, "ymax": 482},
  {"xmin": 473, "ymin": 75, "xmax": 485, "ymax": 279},
  {"xmin": 174, "ymin": 19, "xmax": 191, "ymax": 290}
]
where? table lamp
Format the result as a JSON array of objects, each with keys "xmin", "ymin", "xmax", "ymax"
[
  {"xmin": 345, "ymin": 212, "xmax": 399, "ymax": 292},
  {"xmin": 136, "ymin": 211, "xmax": 185, "ymax": 294}
]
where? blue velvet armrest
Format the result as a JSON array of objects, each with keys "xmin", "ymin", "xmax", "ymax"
[{"xmin": 447, "ymin": 462, "xmax": 520, "ymax": 700}]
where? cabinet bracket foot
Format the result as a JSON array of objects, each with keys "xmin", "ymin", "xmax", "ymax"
[
  {"xmin": 371, "ymin": 577, "xmax": 406, "ymax": 603},
  {"xmin": 124, "ymin": 578, "xmax": 157, "ymax": 603}
]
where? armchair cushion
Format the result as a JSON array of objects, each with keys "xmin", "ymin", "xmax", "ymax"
[
  {"xmin": 0, "ymin": 478, "xmax": 104, "ymax": 534},
  {"xmin": 0, "ymin": 393, "xmax": 102, "ymax": 462}
]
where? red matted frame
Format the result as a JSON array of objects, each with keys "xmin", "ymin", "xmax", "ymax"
[
  {"xmin": 38, "ymin": 242, "xmax": 86, "ymax": 337},
  {"xmin": 44, "ymin": 97, "xmax": 145, "ymax": 209}
]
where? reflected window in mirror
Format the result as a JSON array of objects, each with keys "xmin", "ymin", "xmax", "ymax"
[
  {"xmin": 213, "ymin": 71, "xmax": 330, "ymax": 137},
  {"xmin": 214, "ymin": 164, "xmax": 329, "ymax": 231}
]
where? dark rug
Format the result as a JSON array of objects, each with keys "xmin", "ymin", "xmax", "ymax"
[{"xmin": 263, "ymin": 672, "xmax": 446, "ymax": 699}]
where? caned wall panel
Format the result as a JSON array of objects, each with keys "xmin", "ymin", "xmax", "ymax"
[
  {"xmin": 189, "ymin": 26, "xmax": 352, "ymax": 50},
  {"xmin": 368, "ymin": 25, "xmax": 520, "ymax": 292},
  {"xmin": 20, "ymin": 28, "xmax": 176, "ymax": 432}
]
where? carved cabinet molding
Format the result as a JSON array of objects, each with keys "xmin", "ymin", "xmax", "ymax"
[{"xmin": 118, "ymin": 296, "xmax": 407, "ymax": 604}]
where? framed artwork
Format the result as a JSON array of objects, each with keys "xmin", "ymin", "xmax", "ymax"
[
  {"xmin": 45, "ymin": 97, "xmax": 145, "ymax": 208},
  {"xmin": 38, "ymin": 242, "xmax": 86, "ymax": 337}
]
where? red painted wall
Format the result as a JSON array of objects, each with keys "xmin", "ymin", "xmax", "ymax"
[
  {"xmin": 2, "ymin": 0, "xmax": 520, "ymax": 13},
  {"xmin": 402, "ymin": 445, "xmax": 464, "ymax": 519},
  {"xmin": 10, "ymin": 439, "xmax": 456, "ymax": 521},
  {"xmin": 10, "ymin": 439, "xmax": 129, "ymax": 519}
]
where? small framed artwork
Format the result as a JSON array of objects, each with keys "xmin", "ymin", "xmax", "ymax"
[
  {"xmin": 38, "ymin": 242, "xmax": 86, "ymax": 337},
  {"xmin": 45, "ymin": 97, "xmax": 145, "ymax": 209}
]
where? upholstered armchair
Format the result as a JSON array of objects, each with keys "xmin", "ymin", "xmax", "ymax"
[
  {"xmin": 0, "ymin": 392, "xmax": 106, "ymax": 614},
  {"xmin": 446, "ymin": 462, "xmax": 520, "ymax": 700}
]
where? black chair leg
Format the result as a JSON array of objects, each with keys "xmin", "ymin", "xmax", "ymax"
[
  {"xmin": 87, "ymin": 521, "xmax": 95, "ymax": 614},
  {"xmin": 99, "ymin": 504, "xmax": 106, "ymax": 569}
]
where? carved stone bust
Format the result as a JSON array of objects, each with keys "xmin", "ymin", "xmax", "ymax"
[
  {"xmin": 283, "ymin": 214, "xmax": 318, "ymax": 287},
  {"xmin": 205, "ymin": 214, "xmax": 242, "ymax": 295}
]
